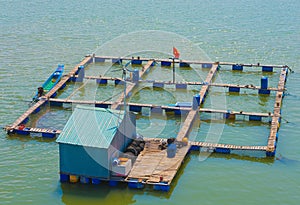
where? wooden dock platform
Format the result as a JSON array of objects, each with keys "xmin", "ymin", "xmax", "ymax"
[
  {"xmin": 5, "ymin": 56, "xmax": 92, "ymax": 133},
  {"xmin": 83, "ymin": 75, "xmax": 282, "ymax": 92},
  {"xmin": 6, "ymin": 99, "xmax": 48, "ymax": 131},
  {"xmin": 5, "ymin": 54, "xmax": 291, "ymax": 192},
  {"xmin": 176, "ymin": 63, "xmax": 219, "ymax": 141},
  {"xmin": 125, "ymin": 139, "xmax": 190, "ymax": 189},
  {"xmin": 48, "ymin": 98, "xmax": 274, "ymax": 118},
  {"xmin": 266, "ymin": 67, "xmax": 288, "ymax": 155},
  {"xmin": 5, "ymin": 55, "xmax": 289, "ymax": 157},
  {"xmin": 145, "ymin": 138, "xmax": 268, "ymax": 152},
  {"xmin": 93, "ymin": 55, "xmax": 288, "ymax": 69}
]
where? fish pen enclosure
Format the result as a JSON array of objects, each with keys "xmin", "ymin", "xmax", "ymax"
[{"xmin": 4, "ymin": 54, "xmax": 290, "ymax": 191}]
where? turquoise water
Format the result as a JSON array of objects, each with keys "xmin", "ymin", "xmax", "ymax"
[{"xmin": 1, "ymin": 0, "xmax": 300, "ymax": 204}]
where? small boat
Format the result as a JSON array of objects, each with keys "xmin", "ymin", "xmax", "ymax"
[{"xmin": 32, "ymin": 65, "xmax": 64, "ymax": 101}]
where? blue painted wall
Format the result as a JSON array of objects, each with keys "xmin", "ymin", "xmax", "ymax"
[{"xmin": 59, "ymin": 144, "xmax": 110, "ymax": 179}]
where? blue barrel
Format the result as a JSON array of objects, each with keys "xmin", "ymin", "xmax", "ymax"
[
  {"xmin": 129, "ymin": 105, "xmax": 142, "ymax": 112},
  {"xmin": 109, "ymin": 180, "xmax": 118, "ymax": 187},
  {"xmin": 195, "ymin": 94, "xmax": 200, "ymax": 105},
  {"xmin": 232, "ymin": 64, "xmax": 243, "ymax": 70},
  {"xmin": 202, "ymin": 63, "xmax": 212, "ymax": 68},
  {"xmin": 95, "ymin": 104, "xmax": 109, "ymax": 108},
  {"xmin": 92, "ymin": 178, "xmax": 101, "ymax": 184},
  {"xmin": 192, "ymin": 94, "xmax": 200, "ymax": 110},
  {"xmin": 112, "ymin": 59, "xmax": 122, "ymax": 64},
  {"xmin": 179, "ymin": 62, "xmax": 190, "ymax": 67},
  {"xmin": 60, "ymin": 174, "xmax": 69, "ymax": 183},
  {"xmin": 266, "ymin": 151, "xmax": 276, "ymax": 157},
  {"xmin": 215, "ymin": 148, "xmax": 230, "ymax": 154},
  {"xmin": 132, "ymin": 59, "xmax": 142, "ymax": 65},
  {"xmin": 59, "ymin": 83, "xmax": 66, "ymax": 90},
  {"xmin": 175, "ymin": 84, "xmax": 187, "ymax": 89},
  {"xmin": 153, "ymin": 82, "xmax": 164, "ymax": 88},
  {"xmin": 261, "ymin": 76, "xmax": 268, "ymax": 89},
  {"xmin": 80, "ymin": 176, "xmax": 90, "ymax": 184},
  {"xmin": 42, "ymin": 133, "xmax": 56, "ymax": 138},
  {"xmin": 33, "ymin": 107, "xmax": 41, "ymax": 114},
  {"xmin": 262, "ymin": 66, "xmax": 273, "ymax": 72},
  {"xmin": 167, "ymin": 143, "xmax": 177, "ymax": 158},
  {"xmin": 161, "ymin": 61, "xmax": 171, "ymax": 66},
  {"xmin": 128, "ymin": 181, "xmax": 144, "ymax": 189},
  {"xmin": 153, "ymin": 184, "xmax": 170, "ymax": 192},
  {"xmin": 132, "ymin": 69, "xmax": 139, "ymax": 82},
  {"xmin": 75, "ymin": 65, "xmax": 85, "ymax": 82},
  {"xmin": 96, "ymin": 79, "xmax": 108, "ymax": 84},
  {"xmin": 21, "ymin": 117, "xmax": 29, "ymax": 124},
  {"xmin": 229, "ymin": 87, "xmax": 240, "ymax": 92},
  {"xmin": 50, "ymin": 92, "xmax": 57, "ymax": 98},
  {"xmin": 249, "ymin": 115, "xmax": 262, "ymax": 121},
  {"xmin": 95, "ymin": 57, "xmax": 105, "ymax": 63}
]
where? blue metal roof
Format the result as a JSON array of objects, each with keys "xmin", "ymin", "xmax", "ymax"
[{"xmin": 56, "ymin": 106, "xmax": 124, "ymax": 148}]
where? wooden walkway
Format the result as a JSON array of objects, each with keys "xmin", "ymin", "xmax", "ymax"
[
  {"xmin": 5, "ymin": 56, "xmax": 92, "ymax": 132},
  {"xmin": 48, "ymin": 98, "xmax": 274, "ymax": 118},
  {"xmin": 111, "ymin": 60, "xmax": 154, "ymax": 110},
  {"xmin": 6, "ymin": 55, "xmax": 289, "ymax": 158},
  {"xmin": 126, "ymin": 139, "xmax": 190, "ymax": 186},
  {"xmin": 94, "ymin": 55, "xmax": 287, "ymax": 68},
  {"xmin": 5, "ymin": 55, "xmax": 291, "ymax": 192},
  {"xmin": 145, "ymin": 138, "xmax": 267, "ymax": 151},
  {"xmin": 176, "ymin": 63, "xmax": 219, "ymax": 141},
  {"xmin": 6, "ymin": 99, "xmax": 48, "ymax": 131},
  {"xmin": 266, "ymin": 68, "xmax": 288, "ymax": 153},
  {"xmin": 83, "ymin": 76, "xmax": 281, "ymax": 92}
]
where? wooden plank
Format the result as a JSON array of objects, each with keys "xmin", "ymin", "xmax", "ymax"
[
  {"xmin": 189, "ymin": 141, "xmax": 267, "ymax": 151},
  {"xmin": 95, "ymin": 55, "xmax": 287, "ymax": 69},
  {"xmin": 84, "ymin": 76, "xmax": 123, "ymax": 81},
  {"xmin": 144, "ymin": 137, "xmax": 267, "ymax": 151},
  {"xmin": 6, "ymin": 99, "xmax": 47, "ymax": 130},
  {"xmin": 48, "ymin": 94, "xmax": 274, "ymax": 119},
  {"xmin": 29, "ymin": 127, "xmax": 61, "ymax": 134},
  {"xmin": 126, "ymin": 140, "xmax": 190, "ymax": 185},
  {"xmin": 267, "ymin": 68, "xmax": 288, "ymax": 152},
  {"xmin": 138, "ymin": 80, "xmax": 281, "ymax": 91},
  {"xmin": 176, "ymin": 63, "xmax": 219, "ymax": 141},
  {"xmin": 6, "ymin": 56, "xmax": 93, "ymax": 132}
]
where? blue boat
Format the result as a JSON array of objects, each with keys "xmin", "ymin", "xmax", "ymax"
[{"xmin": 32, "ymin": 65, "xmax": 64, "ymax": 101}]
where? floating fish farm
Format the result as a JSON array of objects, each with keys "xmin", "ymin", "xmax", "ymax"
[{"xmin": 4, "ymin": 54, "xmax": 290, "ymax": 191}]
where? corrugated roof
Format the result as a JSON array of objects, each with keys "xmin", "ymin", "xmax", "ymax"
[{"xmin": 56, "ymin": 105, "xmax": 124, "ymax": 148}]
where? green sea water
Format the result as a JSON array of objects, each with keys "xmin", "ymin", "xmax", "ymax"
[{"xmin": 1, "ymin": 0, "xmax": 300, "ymax": 204}]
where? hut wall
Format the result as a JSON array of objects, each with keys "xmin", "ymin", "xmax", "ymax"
[
  {"xmin": 59, "ymin": 143, "xmax": 110, "ymax": 179},
  {"xmin": 111, "ymin": 112, "xmax": 136, "ymax": 152}
]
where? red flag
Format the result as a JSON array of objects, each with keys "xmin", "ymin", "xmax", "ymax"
[{"xmin": 173, "ymin": 47, "xmax": 180, "ymax": 59}]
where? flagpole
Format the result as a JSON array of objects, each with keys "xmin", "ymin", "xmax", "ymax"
[
  {"xmin": 172, "ymin": 57, "xmax": 175, "ymax": 83},
  {"xmin": 172, "ymin": 47, "xmax": 179, "ymax": 83}
]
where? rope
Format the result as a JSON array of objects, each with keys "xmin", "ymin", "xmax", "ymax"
[{"xmin": 65, "ymin": 78, "xmax": 91, "ymax": 101}]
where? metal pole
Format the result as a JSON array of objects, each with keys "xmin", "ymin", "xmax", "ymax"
[
  {"xmin": 173, "ymin": 58, "xmax": 175, "ymax": 83},
  {"xmin": 123, "ymin": 67, "xmax": 126, "ymax": 115}
]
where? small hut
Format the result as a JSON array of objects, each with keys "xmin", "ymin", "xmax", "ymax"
[{"xmin": 56, "ymin": 106, "xmax": 136, "ymax": 181}]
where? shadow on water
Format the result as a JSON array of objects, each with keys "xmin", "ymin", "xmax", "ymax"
[
  {"xmin": 60, "ymin": 182, "xmax": 137, "ymax": 205},
  {"xmin": 199, "ymin": 151, "xmax": 276, "ymax": 164},
  {"xmin": 5, "ymin": 132, "xmax": 57, "ymax": 143},
  {"xmin": 59, "ymin": 156, "xmax": 191, "ymax": 205},
  {"xmin": 60, "ymin": 179, "xmax": 174, "ymax": 205},
  {"xmin": 58, "ymin": 151, "xmax": 300, "ymax": 205},
  {"xmin": 275, "ymin": 153, "xmax": 300, "ymax": 166}
]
